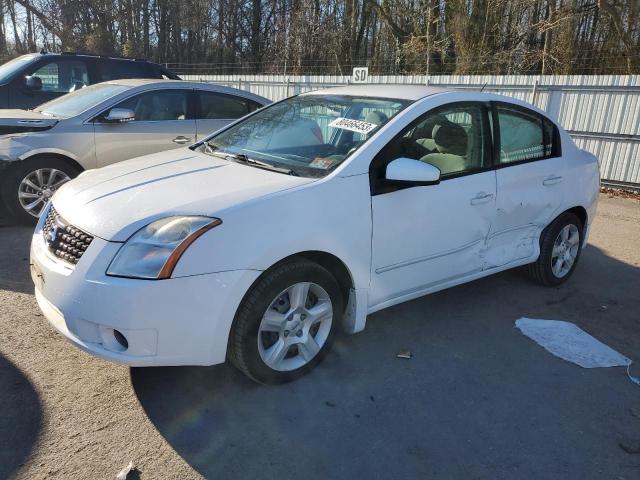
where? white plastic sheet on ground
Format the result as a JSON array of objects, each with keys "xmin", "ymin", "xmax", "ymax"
[{"xmin": 515, "ymin": 318, "xmax": 631, "ymax": 368}]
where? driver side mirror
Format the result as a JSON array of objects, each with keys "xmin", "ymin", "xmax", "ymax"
[
  {"xmin": 25, "ymin": 75, "xmax": 43, "ymax": 91},
  {"xmin": 103, "ymin": 108, "xmax": 135, "ymax": 123},
  {"xmin": 385, "ymin": 157, "xmax": 441, "ymax": 185}
]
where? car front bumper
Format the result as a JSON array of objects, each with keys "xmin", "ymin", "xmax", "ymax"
[{"xmin": 30, "ymin": 219, "xmax": 261, "ymax": 367}]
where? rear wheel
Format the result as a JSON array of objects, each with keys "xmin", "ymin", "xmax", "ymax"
[
  {"xmin": 527, "ymin": 212, "xmax": 583, "ymax": 286},
  {"xmin": 228, "ymin": 259, "xmax": 343, "ymax": 384},
  {"xmin": 1, "ymin": 157, "xmax": 79, "ymax": 224}
]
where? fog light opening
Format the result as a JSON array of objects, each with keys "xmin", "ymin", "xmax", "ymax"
[{"xmin": 113, "ymin": 329, "xmax": 129, "ymax": 350}]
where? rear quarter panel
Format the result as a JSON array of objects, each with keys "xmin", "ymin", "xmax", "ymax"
[{"xmin": 559, "ymin": 131, "xmax": 600, "ymax": 233}]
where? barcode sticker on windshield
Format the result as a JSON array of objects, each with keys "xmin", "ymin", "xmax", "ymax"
[{"xmin": 328, "ymin": 117, "xmax": 378, "ymax": 135}]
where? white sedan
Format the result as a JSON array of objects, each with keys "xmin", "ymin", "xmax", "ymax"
[{"xmin": 30, "ymin": 85, "xmax": 600, "ymax": 384}]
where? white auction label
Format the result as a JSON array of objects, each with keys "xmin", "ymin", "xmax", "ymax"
[{"xmin": 328, "ymin": 117, "xmax": 378, "ymax": 135}]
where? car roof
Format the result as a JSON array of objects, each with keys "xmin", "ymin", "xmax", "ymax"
[
  {"xmin": 304, "ymin": 84, "xmax": 452, "ymax": 101},
  {"xmin": 101, "ymin": 79, "xmax": 271, "ymax": 103}
]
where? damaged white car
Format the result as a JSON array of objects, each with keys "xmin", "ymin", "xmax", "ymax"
[{"xmin": 30, "ymin": 85, "xmax": 599, "ymax": 384}]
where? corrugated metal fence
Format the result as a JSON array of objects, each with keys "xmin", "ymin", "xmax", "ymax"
[{"xmin": 183, "ymin": 74, "xmax": 640, "ymax": 188}]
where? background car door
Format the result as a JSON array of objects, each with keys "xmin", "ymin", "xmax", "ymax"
[
  {"xmin": 93, "ymin": 88, "xmax": 196, "ymax": 167},
  {"xmin": 369, "ymin": 102, "xmax": 497, "ymax": 306},
  {"xmin": 9, "ymin": 57, "xmax": 90, "ymax": 108},
  {"xmin": 195, "ymin": 90, "xmax": 262, "ymax": 139},
  {"xmin": 485, "ymin": 102, "xmax": 565, "ymax": 268}
]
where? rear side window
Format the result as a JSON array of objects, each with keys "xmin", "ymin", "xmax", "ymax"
[
  {"xmin": 197, "ymin": 91, "xmax": 261, "ymax": 119},
  {"xmin": 496, "ymin": 104, "xmax": 560, "ymax": 164},
  {"xmin": 98, "ymin": 60, "xmax": 154, "ymax": 81},
  {"xmin": 31, "ymin": 60, "xmax": 89, "ymax": 92}
]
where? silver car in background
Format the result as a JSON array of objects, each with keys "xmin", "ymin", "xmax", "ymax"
[{"xmin": 0, "ymin": 79, "xmax": 270, "ymax": 222}]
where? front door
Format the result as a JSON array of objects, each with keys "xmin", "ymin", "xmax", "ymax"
[
  {"xmin": 93, "ymin": 88, "xmax": 196, "ymax": 167},
  {"xmin": 369, "ymin": 102, "xmax": 497, "ymax": 306}
]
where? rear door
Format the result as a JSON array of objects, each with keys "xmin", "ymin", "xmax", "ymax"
[
  {"xmin": 485, "ymin": 102, "xmax": 565, "ymax": 267},
  {"xmin": 195, "ymin": 90, "xmax": 262, "ymax": 139},
  {"xmin": 93, "ymin": 88, "xmax": 196, "ymax": 167}
]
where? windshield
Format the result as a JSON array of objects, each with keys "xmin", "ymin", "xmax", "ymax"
[
  {"xmin": 37, "ymin": 83, "xmax": 130, "ymax": 118},
  {"xmin": 202, "ymin": 94, "xmax": 410, "ymax": 177},
  {"xmin": 0, "ymin": 54, "xmax": 37, "ymax": 84}
]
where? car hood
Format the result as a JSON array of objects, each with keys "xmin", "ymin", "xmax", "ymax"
[
  {"xmin": 53, "ymin": 149, "xmax": 316, "ymax": 241},
  {"xmin": 0, "ymin": 109, "xmax": 58, "ymax": 134}
]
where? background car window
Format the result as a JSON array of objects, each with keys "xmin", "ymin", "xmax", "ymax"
[
  {"xmin": 113, "ymin": 90, "xmax": 188, "ymax": 121},
  {"xmin": 32, "ymin": 60, "xmax": 88, "ymax": 93},
  {"xmin": 496, "ymin": 105, "xmax": 558, "ymax": 163},
  {"xmin": 374, "ymin": 103, "xmax": 489, "ymax": 177},
  {"xmin": 197, "ymin": 91, "xmax": 261, "ymax": 119},
  {"xmin": 99, "ymin": 60, "xmax": 153, "ymax": 81}
]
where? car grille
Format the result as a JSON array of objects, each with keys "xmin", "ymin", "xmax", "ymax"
[{"xmin": 42, "ymin": 205, "xmax": 94, "ymax": 265}]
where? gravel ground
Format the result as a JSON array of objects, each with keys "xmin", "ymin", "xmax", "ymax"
[{"xmin": 1, "ymin": 194, "xmax": 639, "ymax": 480}]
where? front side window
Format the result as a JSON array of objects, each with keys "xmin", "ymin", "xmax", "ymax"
[
  {"xmin": 496, "ymin": 104, "xmax": 559, "ymax": 164},
  {"xmin": 197, "ymin": 91, "xmax": 261, "ymax": 119},
  {"xmin": 108, "ymin": 89, "xmax": 189, "ymax": 121},
  {"xmin": 37, "ymin": 83, "xmax": 129, "ymax": 118},
  {"xmin": 372, "ymin": 102, "xmax": 490, "ymax": 180},
  {"xmin": 202, "ymin": 94, "xmax": 409, "ymax": 177},
  {"xmin": 31, "ymin": 60, "xmax": 89, "ymax": 93}
]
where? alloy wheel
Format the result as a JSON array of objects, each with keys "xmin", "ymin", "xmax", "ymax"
[
  {"xmin": 551, "ymin": 224, "xmax": 580, "ymax": 278},
  {"xmin": 18, "ymin": 168, "xmax": 70, "ymax": 218},
  {"xmin": 257, "ymin": 282, "xmax": 333, "ymax": 371}
]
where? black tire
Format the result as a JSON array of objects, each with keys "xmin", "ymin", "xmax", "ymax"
[
  {"xmin": 228, "ymin": 259, "xmax": 344, "ymax": 384},
  {"xmin": 1, "ymin": 157, "xmax": 79, "ymax": 225},
  {"xmin": 527, "ymin": 212, "xmax": 583, "ymax": 286}
]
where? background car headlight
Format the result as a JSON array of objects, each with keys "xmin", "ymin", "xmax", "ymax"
[{"xmin": 107, "ymin": 216, "xmax": 222, "ymax": 279}]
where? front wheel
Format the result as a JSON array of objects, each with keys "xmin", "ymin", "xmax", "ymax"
[
  {"xmin": 1, "ymin": 157, "xmax": 79, "ymax": 224},
  {"xmin": 228, "ymin": 259, "xmax": 343, "ymax": 384},
  {"xmin": 527, "ymin": 212, "xmax": 583, "ymax": 286}
]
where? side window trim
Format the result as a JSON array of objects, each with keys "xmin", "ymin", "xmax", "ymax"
[
  {"xmin": 370, "ymin": 101, "xmax": 493, "ymax": 195},
  {"xmin": 490, "ymin": 101, "xmax": 562, "ymax": 169}
]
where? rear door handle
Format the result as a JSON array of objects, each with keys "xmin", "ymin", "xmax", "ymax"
[
  {"xmin": 470, "ymin": 192, "xmax": 494, "ymax": 205},
  {"xmin": 173, "ymin": 136, "xmax": 192, "ymax": 144},
  {"xmin": 543, "ymin": 175, "xmax": 563, "ymax": 186}
]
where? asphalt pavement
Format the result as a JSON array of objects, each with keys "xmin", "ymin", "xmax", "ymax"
[{"xmin": 0, "ymin": 194, "xmax": 639, "ymax": 479}]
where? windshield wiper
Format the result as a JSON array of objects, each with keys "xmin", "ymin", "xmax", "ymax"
[{"xmin": 205, "ymin": 147, "xmax": 298, "ymax": 176}]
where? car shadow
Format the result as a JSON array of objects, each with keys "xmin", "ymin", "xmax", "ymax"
[
  {"xmin": 0, "ymin": 354, "xmax": 42, "ymax": 479},
  {"xmin": 0, "ymin": 225, "xmax": 34, "ymax": 294},
  {"xmin": 132, "ymin": 245, "xmax": 640, "ymax": 479}
]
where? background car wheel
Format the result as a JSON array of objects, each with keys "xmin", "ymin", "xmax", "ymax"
[
  {"xmin": 228, "ymin": 258, "xmax": 344, "ymax": 384},
  {"xmin": 527, "ymin": 212, "xmax": 583, "ymax": 287},
  {"xmin": 1, "ymin": 157, "xmax": 79, "ymax": 224}
]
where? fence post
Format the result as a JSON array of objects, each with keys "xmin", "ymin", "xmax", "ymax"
[{"xmin": 531, "ymin": 79, "xmax": 539, "ymax": 106}]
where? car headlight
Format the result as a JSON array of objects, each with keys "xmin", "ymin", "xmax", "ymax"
[{"xmin": 107, "ymin": 216, "xmax": 222, "ymax": 279}]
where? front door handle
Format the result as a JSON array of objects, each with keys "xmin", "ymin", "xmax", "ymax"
[
  {"xmin": 543, "ymin": 175, "xmax": 563, "ymax": 186},
  {"xmin": 470, "ymin": 192, "xmax": 494, "ymax": 205},
  {"xmin": 173, "ymin": 136, "xmax": 192, "ymax": 144}
]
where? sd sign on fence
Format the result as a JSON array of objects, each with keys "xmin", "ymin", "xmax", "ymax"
[{"xmin": 352, "ymin": 67, "xmax": 368, "ymax": 83}]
